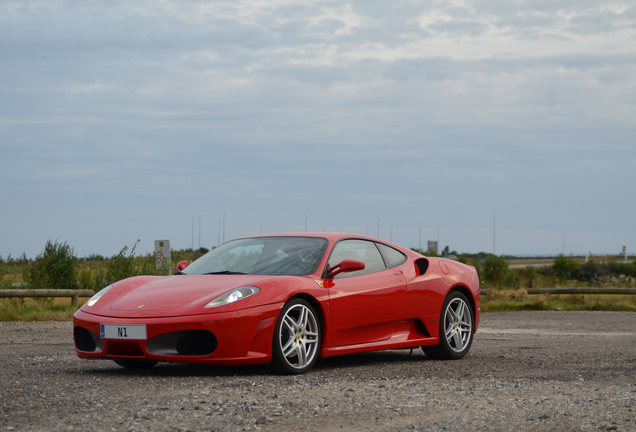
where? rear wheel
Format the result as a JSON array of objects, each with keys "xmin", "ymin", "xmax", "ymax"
[
  {"xmin": 422, "ymin": 291, "xmax": 473, "ymax": 360},
  {"xmin": 270, "ymin": 298, "xmax": 321, "ymax": 374},
  {"xmin": 113, "ymin": 359, "xmax": 158, "ymax": 369}
]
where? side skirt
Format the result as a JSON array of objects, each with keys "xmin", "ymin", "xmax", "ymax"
[{"xmin": 320, "ymin": 318, "xmax": 439, "ymax": 358}]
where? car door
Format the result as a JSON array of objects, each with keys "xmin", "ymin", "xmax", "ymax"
[{"xmin": 325, "ymin": 239, "xmax": 407, "ymax": 347}]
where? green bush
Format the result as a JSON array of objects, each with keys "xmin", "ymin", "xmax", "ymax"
[
  {"xmin": 93, "ymin": 241, "xmax": 172, "ymax": 288},
  {"xmin": 77, "ymin": 267, "xmax": 93, "ymax": 290},
  {"xmin": 138, "ymin": 251, "xmax": 171, "ymax": 276},
  {"xmin": 23, "ymin": 240, "xmax": 78, "ymax": 290},
  {"xmin": 0, "ymin": 262, "xmax": 14, "ymax": 289},
  {"xmin": 105, "ymin": 242, "xmax": 139, "ymax": 284},
  {"xmin": 552, "ymin": 254, "xmax": 579, "ymax": 279},
  {"xmin": 93, "ymin": 241, "xmax": 140, "ymax": 287},
  {"xmin": 483, "ymin": 254, "xmax": 508, "ymax": 284},
  {"xmin": 524, "ymin": 266, "xmax": 536, "ymax": 288}
]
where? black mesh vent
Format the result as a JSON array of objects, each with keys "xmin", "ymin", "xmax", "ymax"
[
  {"xmin": 74, "ymin": 326, "xmax": 96, "ymax": 352},
  {"xmin": 176, "ymin": 330, "xmax": 217, "ymax": 356}
]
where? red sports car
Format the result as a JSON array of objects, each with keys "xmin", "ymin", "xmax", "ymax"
[{"xmin": 74, "ymin": 233, "xmax": 480, "ymax": 374}]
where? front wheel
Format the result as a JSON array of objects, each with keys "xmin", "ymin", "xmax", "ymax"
[
  {"xmin": 422, "ymin": 291, "xmax": 473, "ymax": 360},
  {"xmin": 270, "ymin": 298, "xmax": 321, "ymax": 374}
]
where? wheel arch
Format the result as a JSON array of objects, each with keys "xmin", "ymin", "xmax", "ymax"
[
  {"xmin": 285, "ymin": 293, "xmax": 325, "ymax": 328},
  {"xmin": 283, "ymin": 292, "xmax": 330, "ymax": 351},
  {"xmin": 447, "ymin": 284, "xmax": 476, "ymax": 322},
  {"xmin": 422, "ymin": 284, "xmax": 476, "ymax": 360}
]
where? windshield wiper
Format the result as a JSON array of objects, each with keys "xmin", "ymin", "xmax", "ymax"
[{"xmin": 203, "ymin": 271, "xmax": 247, "ymax": 275}]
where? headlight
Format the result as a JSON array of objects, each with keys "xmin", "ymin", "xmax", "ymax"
[
  {"xmin": 204, "ymin": 286, "xmax": 260, "ymax": 308},
  {"xmin": 86, "ymin": 285, "xmax": 112, "ymax": 307}
]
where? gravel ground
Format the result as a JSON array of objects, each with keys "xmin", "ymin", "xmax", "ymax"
[{"xmin": 1, "ymin": 311, "xmax": 635, "ymax": 432}]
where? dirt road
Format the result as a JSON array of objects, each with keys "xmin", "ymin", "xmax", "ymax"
[{"xmin": 1, "ymin": 311, "xmax": 635, "ymax": 431}]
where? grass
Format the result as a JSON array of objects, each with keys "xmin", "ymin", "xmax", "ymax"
[
  {"xmin": 481, "ymin": 290, "xmax": 636, "ymax": 313},
  {"xmin": 0, "ymin": 297, "xmax": 91, "ymax": 321}
]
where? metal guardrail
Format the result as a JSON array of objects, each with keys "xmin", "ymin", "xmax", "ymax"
[
  {"xmin": 480, "ymin": 288, "xmax": 636, "ymax": 296},
  {"xmin": 0, "ymin": 289, "xmax": 95, "ymax": 307}
]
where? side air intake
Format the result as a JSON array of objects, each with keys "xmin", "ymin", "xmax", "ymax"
[
  {"xmin": 415, "ymin": 258, "xmax": 429, "ymax": 276},
  {"xmin": 74, "ymin": 326, "xmax": 103, "ymax": 352}
]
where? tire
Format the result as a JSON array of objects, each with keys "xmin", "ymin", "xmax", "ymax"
[
  {"xmin": 113, "ymin": 359, "xmax": 158, "ymax": 369},
  {"xmin": 422, "ymin": 291, "xmax": 473, "ymax": 360},
  {"xmin": 270, "ymin": 298, "xmax": 321, "ymax": 374}
]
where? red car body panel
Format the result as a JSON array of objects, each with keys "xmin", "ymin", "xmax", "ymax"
[{"xmin": 73, "ymin": 232, "xmax": 480, "ymax": 367}]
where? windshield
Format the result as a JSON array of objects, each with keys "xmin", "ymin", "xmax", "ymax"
[{"xmin": 182, "ymin": 236, "xmax": 329, "ymax": 276}]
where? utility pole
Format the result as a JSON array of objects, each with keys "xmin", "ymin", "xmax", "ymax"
[
  {"xmin": 222, "ymin": 213, "xmax": 228, "ymax": 244},
  {"xmin": 491, "ymin": 211, "xmax": 496, "ymax": 255},
  {"xmin": 417, "ymin": 219, "xmax": 421, "ymax": 250},
  {"xmin": 192, "ymin": 216, "xmax": 196, "ymax": 251},
  {"xmin": 199, "ymin": 215, "xmax": 204, "ymax": 250}
]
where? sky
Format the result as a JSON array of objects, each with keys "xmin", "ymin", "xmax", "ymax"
[{"xmin": 1, "ymin": 0, "xmax": 635, "ymax": 259}]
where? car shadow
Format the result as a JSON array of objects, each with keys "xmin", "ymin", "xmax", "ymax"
[
  {"xmin": 77, "ymin": 348, "xmax": 430, "ymax": 378},
  {"xmin": 315, "ymin": 348, "xmax": 428, "ymax": 371},
  {"xmin": 79, "ymin": 361, "xmax": 270, "ymax": 378}
]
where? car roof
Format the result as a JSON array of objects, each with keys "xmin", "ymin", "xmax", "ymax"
[
  {"xmin": 242, "ymin": 232, "xmax": 380, "ymax": 242},
  {"xmin": 239, "ymin": 232, "xmax": 417, "ymax": 255}
]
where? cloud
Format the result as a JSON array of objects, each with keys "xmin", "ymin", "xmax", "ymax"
[{"xmin": 0, "ymin": 0, "xmax": 635, "ymax": 257}]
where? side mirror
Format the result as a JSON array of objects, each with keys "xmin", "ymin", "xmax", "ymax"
[
  {"xmin": 177, "ymin": 261, "xmax": 189, "ymax": 272},
  {"xmin": 327, "ymin": 259, "xmax": 365, "ymax": 278}
]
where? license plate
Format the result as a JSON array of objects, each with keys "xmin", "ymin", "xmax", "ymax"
[{"xmin": 100, "ymin": 324, "xmax": 147, "ymax": 340}]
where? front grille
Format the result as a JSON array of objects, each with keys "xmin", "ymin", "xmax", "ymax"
[
  {"xmin": 106, "ymin": 340, "xmax": 144, "ymax": 356},
  {"xmin": 176, "ymin": 330, "xmax": 218, "ymax": 356},
  {"xmin": 74, "ymin": 326, "xmax": 96, "ymax": 352}
]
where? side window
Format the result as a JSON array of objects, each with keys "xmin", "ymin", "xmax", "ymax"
[
  {"xmin": 376, "ymin": 243, "xmax": 407, "ymax": 268},
  {"xmin": 327, "ymin": 239, "xmax": 386, "ymax": 278}
]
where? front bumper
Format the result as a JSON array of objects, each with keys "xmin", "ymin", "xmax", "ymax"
[{"xmin": 73, "ymin": 303, "xmax": 282, "ymax": 366}]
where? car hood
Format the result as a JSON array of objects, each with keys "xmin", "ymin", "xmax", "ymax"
[{"xmin": 88, "ymin": 274, "xmax": 287, "ymax": 318}]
